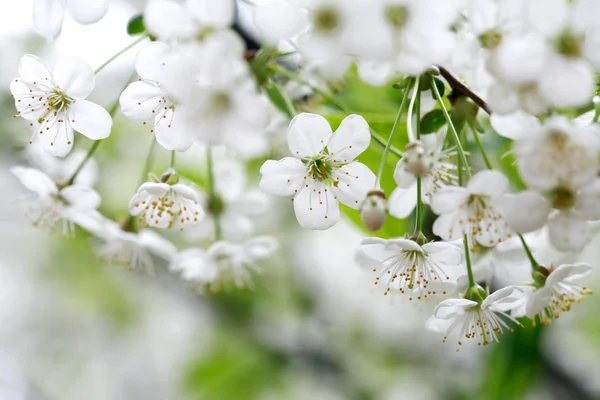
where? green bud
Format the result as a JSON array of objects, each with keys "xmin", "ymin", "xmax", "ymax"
[{"xmin": 464, "ymin": 285, "xmax": 488, "ymax": 304}]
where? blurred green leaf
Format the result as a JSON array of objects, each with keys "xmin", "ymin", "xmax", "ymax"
[
  {"xmin": 127, "ymin": 14, "xmax": 146, "ymax": 36},
  {"xmin": 420, "ymin": 109, "xmax": 446, "ymax": 134}
]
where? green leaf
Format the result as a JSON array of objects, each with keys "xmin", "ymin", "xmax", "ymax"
[
  {"xmin": 430, "ymin": 77, "xmax": 445, "ymax": 99},
  {"xmin": 264, "ymin": 80, "xmax": 294, "ymax": 118},
  {"xmin": 420, "ymin": 109, "xmax": 446, "ymax": 134},
  {"xmin": 127, "ymin": 14, "xmax": 145, "ymax": 36}
]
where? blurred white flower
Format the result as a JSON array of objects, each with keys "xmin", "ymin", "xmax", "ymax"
[
  {"xmin": 129, "ymin": 177, "xmax": 204, "ymax": 230},
  {"xmin": 170, "ymin": 236, "xmax": 279, "ymax": 289},
  {"xmin": 32, "ymin": 0, "xmax": 108, "ymax": 40},
  {"xmin": 426, "ymin": 285, "xmax": 523, "ymax": 347},
  {"xmin": 11, "ymin": 166, "xmax": 100, "ymax": 233},
  {"xmin": 10, "ymin": 54, "xmax": 112, "ymax": 157},
  {"xmin": 431, "ymin": 170, "xmax": 511, "ymax": 248},
  {"xmin": 259, "ymin": 113, "xmax": 375, "ymax": 230},
  {"xmin": 389, "ymin": 131, "xmax": 456, "ymax": 219},
  {"xmin": 24, "ymin": 144, "xmax": 98, "ymax": 187},
  {"xmin": 358, "ymin": 237, "xmax": 464, "ymax": 296}
]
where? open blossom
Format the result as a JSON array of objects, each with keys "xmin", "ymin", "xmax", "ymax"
[
  {"xmin": 358, "ymin": 237, "xmax": 463, "ymax": 296},
  {"xmin": 259, "ymin": 113, "xmax": 376, "ymax": 230},
  {"xmin": 32, "ymin": 0, "xmax": 108, "ymax": 40},
  {"xmin": 120, "ymin": 41, "xmax": 193, "ymax": 152},
  {"xmin": 389, "ymin": 131, "xmax": 456, "ymax": 219},
  {"xmin": 170, "ymin": 236, "xmax": 278, "ymax": 290},
  {"xmin": 11, "ymin": 166, "xmax": 100, "ymax": 233},
  {"xmin": 25, "ymin": 143, "xmax": 98, "ymax": 187},
  {"xmin": 129, "ymin": 177, "xmax": 204, "ymax": 230},
  {"xmin": 431, "ymin": 170, "xmax": 511, "ymax": 248},
  {"xmin": 71, "ymin": 211, "xmax": 177, "ymax": 273},
  {"xmin": 516, "ymin": 263, "xmax": 593, "ymax": 324},
  {"xmin": 11, "ymin": 54, "xmax": 112, "ymax": 157},
  {"xmin": 426, "ymin": 286, "xmax": 523, "ymax": 347}
]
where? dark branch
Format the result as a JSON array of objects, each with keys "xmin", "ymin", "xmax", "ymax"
[{"xmin": 437, "ymin": 66, "xmax": 492, "ymax": 115}]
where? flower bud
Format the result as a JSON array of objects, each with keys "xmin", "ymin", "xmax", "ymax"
[
  {"xmin": 360, "ymin": 190, "xmax": 387, "ymax": 232},
  {"xmin": 403, "ymin": 140, "xmax": 432, "ymax": 177}
]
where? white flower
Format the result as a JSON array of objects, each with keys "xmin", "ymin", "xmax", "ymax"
[
  {"xmin": 128, "ymin": 178, "xmax": 205, "ymax": 230},
  {"xmin": 389, "ymin": 131, "xmax": 456, "ymax": 219},
  {"xmin": 259, "ymin": 113, "xmax": 376, "ymax": 230},
  {"xmin": 518, "ymin": 263, "xmax": 593, "ymax": 324},
  {"xmin": 492, "ymin": 113, "xmax": 600, "ymax": 191},
  {"xmin": 32, "ymin": 0, "xmax": 108, "ymax": 40},
  {"xmin": 11, "ymin": 166, "xmax": 100, "ymax": 232},
  {"xmin": 170, "ymin": 236, "xmax": 279, "ymax": 290},
  {"xmin": 24, "ymin": 143, "xmax": 98, "ymax": 187},
  {"xmin": 431, "ymin": 170, "xmax": 511, "ymax": 248},
  {"xmin": 426, "ymin": 286, "xmax": 524, "ymax": 347},
  {"xmin": 358, "ymin": 237, "xmax": 463, "ymax": 296},
  {"xmin": 71, "ymin": 211, "xmax": 177, "ymax": 273},
  {"xmin": 184, "ymin": 157, "xmax": 270, "ymax": 242},
  {"xmin": 144, "ymin": 0, "xmax": 235, "ymax": 42},
  {"xmin": 10, "ymin": 54, "xmax": 112, "ymax": 157},
  {"xmin": 119, "ymin": 42, "xmax": 194, "ymax": 152}
]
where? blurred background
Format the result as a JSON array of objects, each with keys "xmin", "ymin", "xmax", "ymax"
[{"xmin": 1, "ymin": 1, "xmax": 600, "ymax": 399}]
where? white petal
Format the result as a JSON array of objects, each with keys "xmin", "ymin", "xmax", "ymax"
[
  {"xmin": 388, "ymin": 184, "xmax": 417, "ymax": 219},
  {"xmin": 65, "ymin": 0, "xmax": 108, "ymax": 24},
  {"xmin": 144, "ymin": 0, "xmax": 196, "ymax": 40},
  {"xmin": 10, "ymin": 166, "xmax": 57, "ymax": 196},
  {"xmin": 333, "ymin": 162, "xmax": 376, "ymax": 210},
  {"xmin": 433, "ymin": 212, "xmax": 465, "ymax": 241},
  {"xmin": 423, "ymin": 241, "xmax": 463, "ymax": 266},
  {"xmin": 490, "ymin": 111, "xmax": 541, "ymax": 140},
  {"xmin": 547, "ymin": 263, "xmax": 593, "ymax": 287},
  {"xmin": 293, "ymin": 183, "xmax": 340, "ymax": 230},
  {"xmin": 119, "ymin": 80, "xmax": 163, "ymax": 120},
  {"xmin": 466, "ymin": 170, "xmax": 508, "ymax": 197},
  {"xmin": 186, "ymin": 0, "xmax": 234, "ymax": 28},
  {"xmin": 135, "ymin": 41, "xmax": 170, "ymax": 82},
  {"xmin": 430, "ymin": 186, "xmax": 470, "ymax": 215},
  {"xmin": 259, "ymin": 158, "xmax": 306, "ymax": 196},
  {"xmin": 37, "ymin": 117, "xmax": 74, "ymax": 157},
  {"xmin": 287, "ymin": 113, "xmax": 332, "ymax": 158},
  {"xmin": 154, "ymin": 110, "xmax": 194, "ymax": 152},
  {"xmin": 18, "ymin": 54, "xmax": 54, "ymax": 83},
  {"xmin": 433, "ymin": 298, "xmax": 477, "ymax": 319},
  {"xmin": 70, "ymin": 100, "xmax": 112, "ymax": 140},
  {"xmin": 327, "ymin": 114, "xmax": 371, "ymax": 162},
  {"xmin": 244, "ymin": 236, "xmax": 279, "ymax": 259},
  {"xmin": 234, "ymin": 190, "xmax": 270, "ymax": 216},
  {"xmin": 32, "ymin": 0, "xmax": 65, "ymax": 39},
  {"xmin": 490, "ymin": 34, "xmax": 547, "ymax": 85},
  {"xmin": 538, "ymin": 57, "xmax": 595, "ymax": 108},
  {"xmin": 172, "ymin": 184, "xmax": 200, "ymax": 202},
  {"xmin": 527, "ymin": 0, "xmax": 568, "ymax": 36},
  {"xmin": 496, "ymin": 191, "xmax": 550, "ymax": 233},
  {"xmin": 53, "ymin": 54, "xmax": 95, "ymax": 99},
  {"xmin": 357, "ymin": 60, "xmax": 393, "ymax": 87},
  {"xmin": 61, "ymin": 185, "xmax": 101, "ymax": 210},
  {"xmin": 221, "ymin": 212, "xmax": 254, "ymax": 240},
  {"xmin": 138, "ymin": 229, "xmax": 177, "ymax": 261},
  {"xmin": 547, "ymin": 212, "xmax": 588, "ymax": 252},
  {"xmin": 576, "ymin": 179, "xmax": 600, "ymax": 220},
  {"xmin": 138, "ymin": 182, "xmax": 170, "ymax": 197},
  {"xmin": 482, "ymin": 285, "xmax": 523, "ymax": 312},
  {"xmin": 486, "ymin": 84, "xmax": 519, "ymax": 115},
  {"xmin": 385, "ymin": 238, "xmax": 423, "ymax": 253},
  {"xmin": 525, "ymin": 288, "xmax": 552, "ymax": 318},
  {"xmin": 254, "ymin": 2, "xmax": 308, "ymax": 43}
]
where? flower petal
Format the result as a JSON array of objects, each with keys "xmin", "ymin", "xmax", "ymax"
[
  {"xmin": 287, "ymin": 113, "xmax": 332, "ymax": 158},
  {"xmin": 172, "ymin": 183, "xmax": 200, "ymax": 202},
  {"xmin": 144, "ymin": 0, "xmax": 196, "ymax": 41},
  {"xmin": 32, "ymin": 0, "xmax": 65, "ymax": 39},
  {"xmin": 244, "ymin": 236, "xmax": 279, "ymax": 259},
  {"xmin": 527, "ymin": 0, "xmax": 568, "ymax": 37},
  {"xmin": 154, "ymin": 110, "xmax": 194, "ymax": 152},
  {"xmin": 547, "ymin": 212, "xmax": 588, "ymax": 252},
  {"xmin": 333, "ymin": 162, "xmax": 376, "ymax": 210},
  {"xmin": 496, "ymin": 191, "xmax": 550, "ymax": 233},
  {"xmin": 385, "ymin": 238, "xmax": 423, "ymax": 253},
  {"xmin": 61, "ymin": 185, "xmax": 101, "ymax": 210},
  {"xmin": 482, "ymin": 285, "xmax": 523, "ymax": 311},
  {"xmin": 466, "ymin": 170, "xmax": 508, "ymax": 197},
  {"xmin": 423, "ymin": 241, "xmax": 463, "ymax": 266},
  {"xmin": 70, "ymin": 100, "xmax": 112, "ymax": 140},
  {"xmin": 186, "ymin": 0, "xmax": 235, "ymax": 28},
  {"xmin": 119, "ymin": 80, "xmax": 163, "ymax": 120},
  {"xmin": 53, "ymin": 54, "xmax": 95, "ymax": 99},
  {"xmin": 293, "ymin": 183, "xmax": 340, "ymax": 230},
  {"xmin": 327, "ymin": 114, "xmax": 371, "ymax": 161},
  {"xmin": 138, "ymin": 182, "xmax": 170, "ymax": 197},
  {"xmin": 547, "ymin": 263, "xmax": 593, "ymax": 287},
  {"xmin": 259, "ymin": 158, "xmax": 306, "ymax": 196},
  {"xmin": 138, "ymin": 229, "xmax": 177, "ymax": 261},
  {"xmin": 254, "ymin": 2, "xmax": 308, "ymax": 43},
  {"xmin": 430, "ymin": 186, "xmax": 469, "ymax": 215},
  {"xmin": 10, "ymin": 166, "xmax": 57, "ymax": 197},
  {"xmin": 538, "ymin": 57, "xmax": 595, "ymax": 108},
  {"xmin": 37, "ymin": 117, "xmax": 75, "ymax": 157},
  {"xmin": 575, "ymin": 178, "xmax": 600, "ymax": 220},
  {"xmin": 18, "ymin": 54, "xmax": 54, "ymax": 84},
  {"xmin": 388, "ymin": 184, "xmax": 417, "ymax": 219},
  {"xmin": 135, "ymin": 41, "xmax": 170, "ymax": 82},
  {"xmin": 490, "ymin": 110, "xmax": 541, "ymax": 140},
  {"xmin": 65, "ymin": 0, "xmax": 108, "ymax": 24}
]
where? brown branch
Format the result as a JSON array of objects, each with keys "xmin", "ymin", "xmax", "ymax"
[{"xmin": 436, "ymin": 66, "xmax": 492, "ymax": 115}]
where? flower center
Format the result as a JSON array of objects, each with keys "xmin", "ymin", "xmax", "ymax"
[
  {"xmin": 386, "ymin": 5, "xmax": 409, "ymax": 30},
  {"xmin": 555, "ymin": 29, "xmax": 582, "ymax": 58},
  {"xmin": 313, "ymin": 7, "xmax": 340, "ymax": 32},
  {"xmin": 210, "ymin": 92, "xmax": 232, "ymax": 115},
  {"xmin": 38, "ymin": 89, "xmax": 74, "ymax": 124},
  {"xmin": 549, "ymin": 187, "xmax": 575, "ymax": 209},
  {"xmin": 479, "ymin": 29, "xmax": 503, "ymax": 50},
  {"xmin": 306, "ymin": 155, "xmax": 333, "ymax": 182}
]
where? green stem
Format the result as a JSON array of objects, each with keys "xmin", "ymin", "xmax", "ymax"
[
  {"xmin": 268, "ymin": 78, "xmax": 297, "ymax": 118},
  {"xmin": 169, "ymin": 150, "xmax": 176, "ymax": 169},
  {"xmin": 414, "ymin": 86, "xmax": 423, "ymax": 235},
  {"xmin": 206, "ymin": 146, "xmax": 222, "ymax": 240},
  {"xmin": 430, "ymin": 75, "xmax": 471, "ymax": 180},
  {"xmin": 272, "ymin": 65, "xmax": 403, "ymax": 158},
  {"xmin": 464, "ymin": 234, "xmax": 476, "ymax": 288},
  {"xmin": 94, "ymin": 35, "xmax": 148, "ymax": 75},
  {"xmin": 406, "ymin": 78, "xmax": 420, "ymax": 142},
  {"xmin": 139, "ymin": 139, "xmax": 156, "ymax": 185},
  {"xmin": 518, "ymin": 234, "xmax": 539, "ymax": 269},
  {"xmin": 470, "ymin": 123, "xmax": 492, "ymax": 169},
  {"xmin": 375, "ymin": 79, "xmax": 411, "ymax": 187}
]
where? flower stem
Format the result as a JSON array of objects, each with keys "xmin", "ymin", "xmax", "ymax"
[
  {"xmin": 406, "ymin": 78, "xmax": 420, "ymax": 142},
  {"xmin": 430, "ymin": 75, "xmax": 472, "ymax": 180},
  {"xmin": 414, "ymin": 85, "xmax": 423, "ymax": 235},
  {"xmin": 139, "ymin": 139, "xmax": 156, "ymax": 185},
  {"xmin": 436, "ymin": 66, "xmax": 491, "ymax": 115},
  {"xmin": 169, "ymin": 150, "xmax": 176, "ymax": 169},
  {"xmin": 464, "ymin": 234, "xmax": 476, "ymax": 288},
  {"xmin": 518, "ymin": 233, "xmax": 539, "ymax": 269},
  {"xmin": 375, "ymin": 79, "xmax": 411, "ymax": 187},
  {"xmin": 94, "ymin": 35, "xmax": 148, "ymax": 75},
  {"xmin": 470, "ymin": 123, "xmax": 492, "ymax": 169},
  {"xmin": 206, "ymin": 146, "xmax": 222, "ymax": 241},
  {"xmin": 272, "ymin": 65, "xmax": 404, "ymax": 158}
]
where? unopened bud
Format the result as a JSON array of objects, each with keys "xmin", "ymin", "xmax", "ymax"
[
  {"xmin": 161, "ymin": 171, "xmax": 179, "ymax": 185},
  {"xmin": 360, "ymin": 190, "xmax": 387, "ymax": 232},
  {"xmin": 403, "ymin": 140, "xmax": 432, "ymax": 177}
]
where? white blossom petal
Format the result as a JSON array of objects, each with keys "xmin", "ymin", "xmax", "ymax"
[
  {"xmin": 70, "ymin": 100, "xmax": 112, "ymax": 140},
  {"xmin": 53, "ymin": 54, "xmax": 95, "ymax": 99},
  {"xmin": 490, "ymin": 111, "xmax": 541, "ymax": 140},
  {"xmin": 259, "ymin": 158, "xmax": 306, "ymax": 196},
  {"xmin": 61, "ymin": 185, "xmax": 101, "ymax": 210},
  {"xmin": 293, "ymin": 183, "xmax": 340, "ymax": 230},
  {"xmin": 466, "ymin": 170, "xmax": 508, "ymax": 197},
  {"xmin": 327, "ymin": 114, "xmax": 371, "ymax": 162},
  {"xmin": 388, "ymin": 184, "xmax": 417, "ymax": 219},
  {"xmin": 333, "ymin": 162, "xmax": 376, "ymax": 210},
  {"xmin": 10, "ymin": 166, "xmax": 58, "ymax": 197},
  {"xmin": 287, "ymin": 113, "xmax": 332, "ymax": 158},
  {"xmin": 430, "ymin": 187, "xmax": 470, "ymax": 215},
  {"xmin": 119, "ymin": 80, "xmax": 164, "ymax": 120},
  {"xmin": 32, "ymin": 0, "xmax": 65, "ymax": 39},
  {"xmin": 547, "ymin": 212, "xmax": 587, "ymax": 252},
  {"xmin": 65, "ymin": 0, "xmax": 108, "ymax": 24},
  {"xmin": 145, "ymin": 0, "xmax": 196, "ymax": 40},
  {"xmin": 497, "ymin": 191, "xmax": 550, "ymax": 233}
]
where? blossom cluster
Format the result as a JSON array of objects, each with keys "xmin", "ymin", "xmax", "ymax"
[{"xmin": 8, "ymin": 0, "xmax": 599, "ymax": 347}]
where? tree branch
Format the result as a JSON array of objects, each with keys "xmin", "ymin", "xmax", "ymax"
[{"xmin": 436, "ymin": 66, "xmax": 492, "ymax": 115}]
